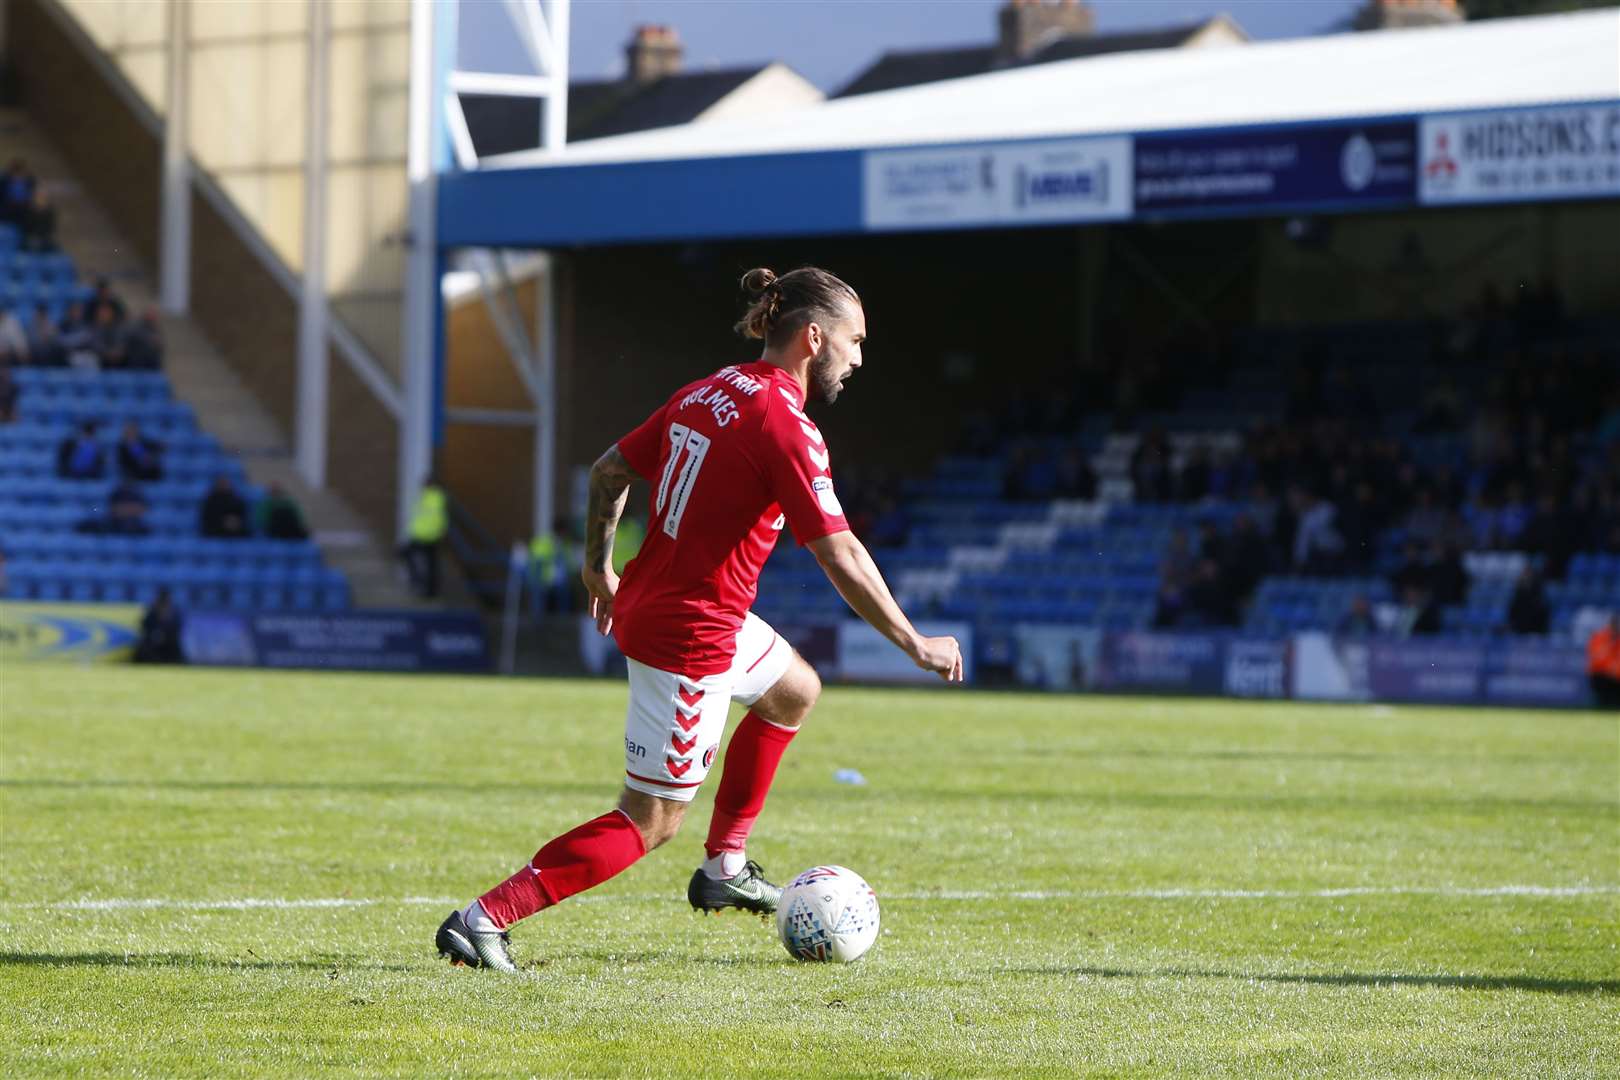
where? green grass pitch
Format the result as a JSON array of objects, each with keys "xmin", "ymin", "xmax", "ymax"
[{"xmin": 1, "ymin": 665, "xmax": 1616, "ymax": 1078}]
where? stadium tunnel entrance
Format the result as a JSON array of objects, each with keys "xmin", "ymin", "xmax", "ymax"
[{"xmin": 439, "ymin": 198, "xmax": 1620, "ymax": 550}]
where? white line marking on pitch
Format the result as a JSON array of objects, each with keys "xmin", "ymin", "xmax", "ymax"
[{"xmin": 21, "ymin": 885, "xmax": 1618, "ymax": 912}]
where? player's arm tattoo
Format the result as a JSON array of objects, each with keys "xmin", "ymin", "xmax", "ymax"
[{"xmin": 585, "ymin": 446, "xmax": 636, "ymax": 573}]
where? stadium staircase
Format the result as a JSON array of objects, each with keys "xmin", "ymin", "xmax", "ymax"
[{"xmin": 0, "ymin": 108, "xmax": 423, "ymax": 611}]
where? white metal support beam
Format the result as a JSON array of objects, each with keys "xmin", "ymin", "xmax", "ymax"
[
  {"xmin": 159, "ymin": 0, "xmax": 190, "ymax": 314},
  {"xmin": 296, "ymin": 0, "xmax": 331, "ymax": 490},
  {"xmin": 400, "ymin": 0, "xmax": 445, "ymax": 540},
  {"xmin": 532, "ymin": 253, "xmax": 559, "ymax": 540},
  {"xmin": 541, "ymin": 0, "xmax": 569, "ymax": 152}
]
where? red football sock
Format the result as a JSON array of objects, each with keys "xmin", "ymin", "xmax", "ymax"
[
  {"xmin": 477, "ymin": 810, "xmax": 647, "ymax": 929},
  {"xmin": 705, "ymin": 712, "xmax": 798, "ymax": 859}
]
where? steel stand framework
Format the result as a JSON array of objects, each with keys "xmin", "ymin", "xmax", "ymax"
[{"xmin": 402, "ymin": 0, "xmax": 570, "ymax": 543}]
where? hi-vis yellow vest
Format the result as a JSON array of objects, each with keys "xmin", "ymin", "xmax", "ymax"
[{"xmin": 409, "ymin": 485, "xmax": 448, "ymax": 543}]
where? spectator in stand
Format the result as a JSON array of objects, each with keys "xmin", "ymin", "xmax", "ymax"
[
  {"xmin": 115, "ymin": 421, "xmax": 164, "ymax": 481},
  {"xmin": 1131, "ymin": 429, "xmax": 1174, "ymax": 503},
  {"xmin": 1182, "ymin": 557, "xmax": 1237, "ymax": 627},
  {"xmin": 1177, "ymin": 446, "xmax": 1212, "ymax": 503},
  {"xmin": 0, "ymin": 366, "xmax": 17, "ymax": 423},
  {"xmin": 199, "ymin": 474, "xmax": 251, "ymax": 539},
  {"xmin": 77, "ymin": 481, "xmax": 150, "ymax": 536},
  {"xmin": 527, "ymin": 524, "xmax": 572, "ymax": 615},
  {"xmin": 1222, "ymin": 513, "xmax": 1273, "ymax": 601},
  {"xmin": 400, "ymin": 472, "xmax": 448, "ymax": 597},
  {"xmin": 1290, "ymin": 487, "xmax": 1343, "ymax": 573},
  {"xmin": 1336, "ymin": 594, "xmax": 1378, "ymax": 637},
  {"xmin": 25, "ymin": 304, "xmax": 64, "ymax": 366},
  {"xmin": 1399, "ymin": 584, "xmax": 1443, "ymax": 637},
  {"xmin": 0, "ymin": 159, "xmax": 33, "ymax": 224},
  {"xmin": 1404, "ymin": 487, "xmax": 1449, "ymax": 549},
  {"xmin": 1429, "ymin": 541, "xmax": 1469, "ymax": 608},
  {"xmin": 254, "ymin": 482, "xmax": 310, "ymax": 540},
  {"xmin": 20, "ymin": 187, "xmax": 56, "ymax": 252},
  {"xmin": 1507, "ymin": 566, "xmax": 1550, "ymax": 636},
  {"xmin": 134, "ymin": 588, "xmax": 184, "ymax": 664},
  {"xmin": 1054, "ymin": 447, "xmax": 1097, "ymax": 500},
  {"xmin": 88, "ymin": 277, "xmax": 126, "ymax": 320},
  {"xmin": 1391, "ymin": 540, "xmax": 1430, "ymax": 597},
  {"xmin": 1336, "ymin": 481, "xmax": 1385, "ymax": 570},
  {"xmin": 0, "ymin": 308, "xmax": 28, "ymax": 364},
  {"xmin": 90, "ymin": 303, "xmax": 128, "ymax": 369},
  {"xmin": 57, "ymin": 301, "xmax": 95, "ymax": 367},
  {"xmin": 1520, "ymin": 490, "xmax": 1575, "ymax": 579},
  {"xmin": 1588, "ymin": 614, "xmax": 1620, "ymax": 709},
  {"xmin": 56, "ymin": 421, "xmax": 105, "ymax": 479},
  {"xmin": 1160, "ymin": 528, "xmax": 1196, "ymax": 592},
  {"xmin": 124, "ymin": 309, "xmax": 163, "ymax": 370}
]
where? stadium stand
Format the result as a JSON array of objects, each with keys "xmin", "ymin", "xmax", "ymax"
[
  {"xmin": 753, "ymin": 309, "xmax": 1620, "ymax": 655},
  {"xmin": 0, "ymin": 217, "xmax": 351, "ymax": 612}
]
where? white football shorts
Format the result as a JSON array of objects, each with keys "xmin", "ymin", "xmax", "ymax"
[{"xmin": 622, "ymin": 611, "xmax": 793, "ymax": 802}]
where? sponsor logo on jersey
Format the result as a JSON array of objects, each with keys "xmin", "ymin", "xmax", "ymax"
[{"xmin": 811, "ymin": 476, "xmax": 843, "ymax": 517}]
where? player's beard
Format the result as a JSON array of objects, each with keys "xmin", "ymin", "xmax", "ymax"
[{"xmin": 810, "ymin": 347, "xmax": 843, "ymax": 404}]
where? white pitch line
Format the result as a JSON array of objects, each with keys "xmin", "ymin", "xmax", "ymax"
[{"xmin": 20, "ymin": 885, "xmax": 1619, "ymax": 912}]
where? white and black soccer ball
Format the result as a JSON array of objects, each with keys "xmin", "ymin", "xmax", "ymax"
[{"xmin": 775, "ymin": 865, "xmax": 880, "ymax": 963}]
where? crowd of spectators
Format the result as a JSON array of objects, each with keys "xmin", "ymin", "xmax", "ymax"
[
  {"xmin": 42, "ymin": 418, "xmax": 307, "ymax": 542},
  {"xmin": 2, "ymin": 158, "xmax": 56, "ymax": 252},
  {"xmin": 1140, "ymin": 345, "xmax": 1619, "ymax": 632},
  {"xmin": 0, "ymin": 282, "xmax": 164, "ymax": 372}
]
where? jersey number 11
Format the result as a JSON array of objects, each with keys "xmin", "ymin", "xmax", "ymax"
[{"xmin": 655, "ymin": 422, "xmax": 711, "ymax": 540}]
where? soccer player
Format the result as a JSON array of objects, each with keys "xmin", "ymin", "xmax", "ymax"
[{"xmin": 436, "ymin": 266, "xmax": 963, "ymax": 973}]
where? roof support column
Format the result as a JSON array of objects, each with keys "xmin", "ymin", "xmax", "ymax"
[
  {"xmin": 296, "ymin": 0, "xmax": 331, "ymax": 490},
  {"xmin": 159, "ymin": 0, "xmax": 190, "ymax": 314},
  {"xmin": 533, "ymin": 252, "xmax": 558, "ymax": 541},
  {"xmin": 400, "ymin": 0, "xmax": 454, "ymax": 539}
]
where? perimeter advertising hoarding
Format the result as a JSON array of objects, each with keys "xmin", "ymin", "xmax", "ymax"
[
  {"xmin": 1010, "ymin": 628, "xmax": 1290, "ymax": 697},
  {"xmin": 1135, "ymin": 121, "xmax": 1418, "ymax": 214},
  {"xmin": 1292, "ymin": 632, "xmax": 1590, "ymax": 707},
  {"xmin": 1419, "ymin": 103, "xmax": 1620, "ymax": 205},
  {"xmin": 183, "ymin": 611, "xmax": 490, "ymax": 673},
  {"xmin": 0, "ymin": 602, "xmax": 142, "ymax": 663},
  {"xmin": 579, "ymin": 617, "xmax": 971, "ymax": 686},
  {"xmin": 862, "ymin": 136, "xmax": 1133, "ymax": 231}
]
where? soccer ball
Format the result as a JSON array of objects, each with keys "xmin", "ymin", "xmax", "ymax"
[{"xmin": 775, "ymin": 865, "xmax": 881, "ymax": 963}]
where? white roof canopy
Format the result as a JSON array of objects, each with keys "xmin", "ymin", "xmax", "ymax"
[{"xmin": 486, "ymin": 10, "xmax": 1620, "ymax": 170}]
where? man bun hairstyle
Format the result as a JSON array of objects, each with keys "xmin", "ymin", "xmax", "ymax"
[{"xmin": 735, "ymin": 266, "xmax": 860, "ymax": 348}]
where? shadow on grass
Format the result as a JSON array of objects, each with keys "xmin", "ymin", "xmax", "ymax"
[
  {"xmin": 4, "ymin": 778, "xmax": 1611, "ymax": 816},
  {"xmin": 1024, "ymin": 965, "xmax": 1620, "ymax": 995},
  {"xmin": 0, "ymin": 778, "xmax": 608, "ymax": 798},
  {"xmin": 0, "ymin": 951, "xmax": 414, "ymax": 973}
]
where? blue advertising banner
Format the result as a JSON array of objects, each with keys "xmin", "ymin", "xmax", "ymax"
[
  {"xmin": 183, "ymin": 610, "xmax": 489, "ymax": 673},
  {"xmin": 1095, "ymin": 631, "xmax": 1226, "ymax": 694},
  {"xmin": 1136, "ymin": 121, "xmax": 1418, "ymax": 215}
]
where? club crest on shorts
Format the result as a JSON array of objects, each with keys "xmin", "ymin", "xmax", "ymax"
[{"xmin": 703, "ymin": 744, "xmax": 719, "ymax": 769}]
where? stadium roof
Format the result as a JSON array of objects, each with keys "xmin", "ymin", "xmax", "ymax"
[
  {"xmin": 834, "ymin": 16, "xmax": 1243, "ymax": 99},
  {"xmin": 460, "ymin": 64, "xmax": 804, "ymax": 156},
  {"xmin": 440, "ymin": 10, "xmax": 1620, "ymax": 247}
]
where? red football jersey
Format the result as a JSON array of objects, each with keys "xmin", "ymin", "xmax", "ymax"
[{"xmin": 610, "ymin": 360, "xmax": 849, "ymax": 676}]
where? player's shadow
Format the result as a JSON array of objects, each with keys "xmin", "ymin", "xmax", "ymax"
[
  {"xmin": 1024, "ymin": 965, "xmax": 1620, "ymax": 996},
  {"xmin": 0, "ymin": 951, "xmax": 415, "ymax": 973}
]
